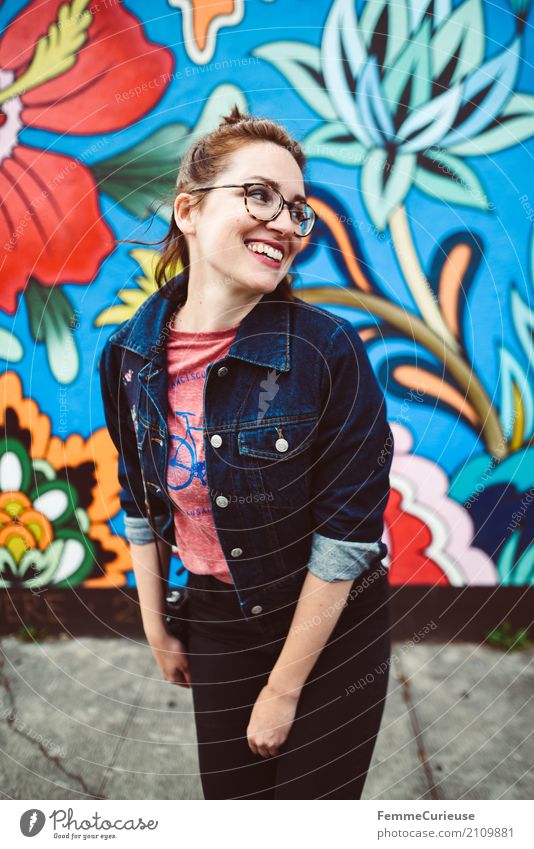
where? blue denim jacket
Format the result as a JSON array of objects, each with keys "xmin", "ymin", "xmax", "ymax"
[{"xmin": 99, "ymin": 272, "xmax": 393, "ymax": 620}]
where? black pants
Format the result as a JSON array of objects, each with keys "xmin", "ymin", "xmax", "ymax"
[{"xmin": 185, "ymin": 565, "xmax": 391, "ymax": 799}]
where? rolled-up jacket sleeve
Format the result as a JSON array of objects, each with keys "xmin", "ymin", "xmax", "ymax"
[
  {"xmin": 306, "ymin": 319, "xmax": 393, "ymax": 582},
  {"xmin": 99, "ymin": 336, "xmax": 157, "ymax": 546}
]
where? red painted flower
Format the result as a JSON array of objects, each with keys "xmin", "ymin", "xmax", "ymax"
[{"xmin": 0, "ymin": 0, "xmax": 174, "ymax": 314}]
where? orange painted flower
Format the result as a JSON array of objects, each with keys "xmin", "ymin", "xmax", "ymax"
[{"xmin": 0, "ymin": 371, "xmax": 130, "ymax": 588}]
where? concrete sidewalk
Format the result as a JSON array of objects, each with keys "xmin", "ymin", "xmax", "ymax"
[{"xmin": 0, "ymin": 636, "xmax": 532, "ymax": 800}]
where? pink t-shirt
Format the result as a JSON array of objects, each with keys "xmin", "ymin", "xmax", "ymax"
[{"xmin": 166, "ymin": 320, "xmax": 240, "ymax": 584}]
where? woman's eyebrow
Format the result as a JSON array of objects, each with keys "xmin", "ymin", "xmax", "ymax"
[{"xmin": 246, "ymin": 175, "xmax": 307, "ymax": 203}]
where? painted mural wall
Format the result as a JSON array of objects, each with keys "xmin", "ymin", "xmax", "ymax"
[{"xmin": 1, "ymin": 0, "xmax": 533, "ymax": 593}]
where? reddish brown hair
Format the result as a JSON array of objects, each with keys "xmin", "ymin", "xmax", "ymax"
[{"xmin": 153, "ymin": 105, "xmax": 308, "ymax": 301}]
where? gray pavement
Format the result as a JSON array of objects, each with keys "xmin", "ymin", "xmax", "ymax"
[{"xmin": 0, "ymin": 636, "xmax": 532, "ymax": 800}]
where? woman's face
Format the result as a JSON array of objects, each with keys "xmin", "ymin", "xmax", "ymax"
[{"xmin": 177, "ymin": 141, "xmax": 307, "ymax": 295}]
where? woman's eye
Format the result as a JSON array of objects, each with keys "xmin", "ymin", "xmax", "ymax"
[{"xmin": 248, "ymin": 187, "xmax": 271, "ymax": 202}]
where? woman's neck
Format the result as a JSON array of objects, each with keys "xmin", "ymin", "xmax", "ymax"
[{"xmin": 172, "ymin": 277, "xmax": 265, "ymax": 333}]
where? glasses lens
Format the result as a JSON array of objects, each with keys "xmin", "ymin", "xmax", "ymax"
[
  {"xmin": 245, "ymin": 184, "xmax": 280, "ymax": 218},
  {"xmin": 291, "ymin": 203, "xmax": 315, "ymax": 237},
  {"xmin": 245, "ymin": 184, "xmax": 315, "ymax": 237}
]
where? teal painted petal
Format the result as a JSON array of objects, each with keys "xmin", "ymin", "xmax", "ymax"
[
  {"xmin": 357, "ymin": 57, "xmax": 395, "ymax": 146},
  {"xmin": 431, "ymin": 0, "xmax": 484, "ymax": 87},
  {"xmin": 414, "ymin": 150, "xmax": 491, "ymax": 209},
  {"xmin": 321, "ymin": 0, "xmax": 372, "ymax": 146},
  {"xmin": 409, "ymin": 0, "xmax": 451, "ymax": 33},
  {"xmin": 361, "ymin": 148, "xmax": 416, "ymax": 230},
  {"xmin": 383, "ymin": 17, "xmax": 432, "ymax": 120},
  {"xmin": 499, "ymin": 347, "xmax": 534, "ymax": 441},
  {"xmin": 449, "ymin": 446, "xmax": 534, "ymax": 503},
  {"xmin": 446, "ymin": 93, "xmax": 534, "ymax": 156},
  {"xmin": 514, "ymin": 544, "xmax": 534, "ymax": 585},
  {"xmin": 441, "ymin": 37, "xmax": 521, "ymax": 148},
  {"xmin": 397, "ymin": 84, "xmax": 462, "ymax": 151},
  {"xmin": 302, "ymin": 122, "xmax": 367, "ymax": 165},
  {"xmin": 497, "ymin": 532, "xmax": 521, "ymax": 585},
  {"xmin": 0, "ymin": 328, "xmax": 23, "ymax": 362},
  {"xmin": 510, "ymin": 288, "xmax": 534, "ymax": 397},
  {"xmin": 360, "ymin": 0, "xmax": 410, "ymax": 69},
  {"xmin": 251, "ymin": 42, "xmax": 337, "ymax": 121}
]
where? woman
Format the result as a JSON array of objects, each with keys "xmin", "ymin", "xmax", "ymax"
[{"xmin": 99, "ymin": 106, "xmax": 394, "ymax": 799}]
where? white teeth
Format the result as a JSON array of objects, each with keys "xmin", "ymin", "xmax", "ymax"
[{"xmin": 245, "ymin": 241, "xmax": 283, "ymax": 262}]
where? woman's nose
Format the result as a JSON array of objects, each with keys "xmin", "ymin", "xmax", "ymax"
[{"xmin": 266, "ymin": 204, "xmax": 294, "ymax": 238}]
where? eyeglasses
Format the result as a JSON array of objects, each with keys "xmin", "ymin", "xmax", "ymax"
[{"xmin": 188, "ymin": 182, "xmax": 317, "ymax": 238}]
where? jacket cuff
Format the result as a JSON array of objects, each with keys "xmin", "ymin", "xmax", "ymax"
[
  {"xmin": 306, "ymin": 532, "xmax": 388, "ymax": 582},
  {"xmin": 123, "ymin": 514, "xmax": 168, "ymax": 545}
]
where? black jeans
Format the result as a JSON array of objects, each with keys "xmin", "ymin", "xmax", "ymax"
[{"xmin": 185, "ymin": 565, "xmax": 391, "ymax": 799}]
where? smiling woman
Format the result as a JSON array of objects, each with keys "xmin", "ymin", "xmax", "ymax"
[{"xmin": 100, "ymin": 105, "xmax": 393, "ymax": 799}]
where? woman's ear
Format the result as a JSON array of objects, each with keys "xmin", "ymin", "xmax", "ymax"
[{"xmin": 173, "ymin": 192, "xmax": 197, "ymax": 236}]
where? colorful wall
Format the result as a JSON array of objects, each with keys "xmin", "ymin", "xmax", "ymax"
[{"xmin": 1, "ymin": 0, "xmax": 533, "ymax": 596}]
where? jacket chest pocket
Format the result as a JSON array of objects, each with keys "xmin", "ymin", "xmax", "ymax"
[{"xmin": 237, "ymin": 416, "xmax": 317, "ymax": 509}]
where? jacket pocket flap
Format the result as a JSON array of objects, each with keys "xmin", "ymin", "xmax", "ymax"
[{"xmin": 237, "ymin": 417, "xmax": 317, "ymax": 461}]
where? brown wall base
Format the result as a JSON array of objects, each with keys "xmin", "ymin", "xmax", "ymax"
[{"xmin": 0, "ymin": 586, "xmax": 532, "ymax": 642}]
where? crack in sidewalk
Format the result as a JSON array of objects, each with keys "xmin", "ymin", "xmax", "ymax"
[
  {"xmin": 0, "ymin": 646, "xmax": 104, "ymax": 799},
  {"xmin": 396, "ymin": 666, "xmax": 442, "ymax": 800}
]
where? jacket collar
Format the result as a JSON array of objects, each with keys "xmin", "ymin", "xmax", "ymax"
[{"xmin": 108, "ymin": 270, "xmax": 292, "ymax": 372}]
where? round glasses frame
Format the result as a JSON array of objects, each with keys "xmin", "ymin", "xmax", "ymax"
[{"xmin": 188, "ymin": 182, "xmax": 317, "ymax": 238}]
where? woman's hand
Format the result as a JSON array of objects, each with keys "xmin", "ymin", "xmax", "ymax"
[
  {"xmin": 147, "ymin": 630, "xmax": 191, "ymax": 687},
  {"xmin": 247, "ymin": 684, "xmax": 299, "ymax": 758}
]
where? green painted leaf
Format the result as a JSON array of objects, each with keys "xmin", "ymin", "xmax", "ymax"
[
  {"xmin": 446, "ymin": 93, "xmax": 534, "ymax": 156},
  {"xmin": 251, "ymin": 41, "xmax": 337, "ymax": 121},
  {"xmin": 301, "ymin": 121, "xmax": 367, "ymax": 165},
  {"xmin": 414, "ymin": 149, "xmax": 491, "ymax": 209},
  {"xmin": 92, "ymin": 84, "xmax": 249, "ymax": 219},
  {"xmin": 25, "ymin": 280, "xmax": 80, "ymax": 384},
  {"xmin": 362, "ymin": 148, "xmax": 416, "ymax": 231}
]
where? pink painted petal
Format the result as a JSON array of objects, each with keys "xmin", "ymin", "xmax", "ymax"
[
  {"xmin": 0, "ymin": 0, "xmax": 174, "ymax": 134},
  {"xmin": 0, "ymin": 145, "xmax": 114, "ymax": 314}
]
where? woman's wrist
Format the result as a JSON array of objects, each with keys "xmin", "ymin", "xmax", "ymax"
[
  {"xmin": 143, "ymin": 615, "xmax": 169, "ymax": 644},
  {"xmin": 267, "ymin": 669, "xmax": 304, "ymax": 700}
]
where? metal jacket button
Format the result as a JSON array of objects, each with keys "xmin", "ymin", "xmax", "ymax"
[
  {"xmin": 250, "ymin": 605, "xmax": 263, "ymax": 615},
  {"xmin": 230, "ymin": 547, "xmax": 243, "ymax": 557},
  {"xmin": 275, "ymin": 438, "xmax": 289, "ymax": 452},
  {"xmin": 210, "ymin": 434, "xmax": 222, "ymax": 448},
  {"xmin": 217, "ymin": 366, "xmax": 228, "ymax": 377},
  {"xmin": 215, "ymin": 495, "xmax": 229, "ymax": 508}
]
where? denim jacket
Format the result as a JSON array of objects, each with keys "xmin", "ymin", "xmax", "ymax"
[{"xmin": 99, "ymin": 272, "xmax": 393, "ymax": 620}]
